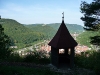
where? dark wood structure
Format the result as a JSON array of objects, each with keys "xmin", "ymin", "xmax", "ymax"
[{"xmin": 48, "ymin": 12, "xmax": 78, "ymax": 68}]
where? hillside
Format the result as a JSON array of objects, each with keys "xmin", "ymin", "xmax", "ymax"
[
  {"xmin": 76, "ymin": 30, "xmax": 100, "ymax": 47},
  {"xmin": 25, "ymin": 24, "xmax": 56, "ymax": 39},
  {"xmin": 1, "ymin": 19, "xmax": 45, "ymax": 48}
]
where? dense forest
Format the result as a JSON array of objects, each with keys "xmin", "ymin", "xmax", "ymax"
[
  {"xmin": 1, "ymin": 19, "xmax": 46, "ymax": 48},
  {"xmin": 24, "ymin": 24, "xmax": 56, "ymax": 39}
]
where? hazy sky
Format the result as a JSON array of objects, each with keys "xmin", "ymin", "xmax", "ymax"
[{"xmin": 0, "ymin": 0, "xmax": 92, "ymax": 26}]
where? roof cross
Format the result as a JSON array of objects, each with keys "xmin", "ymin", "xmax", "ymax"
[{"xmin": 62, "ymin": 12, "xmax": 64, "ymax": 21}]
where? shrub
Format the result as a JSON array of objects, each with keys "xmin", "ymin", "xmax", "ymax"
[
  {"xmin": 24, "ymin": 50, "xmax": 50, "ymax": 64},
  {"xmin": 75, "ymin": 50, "xmax": 100, "ymax": 75},
  {"xmin": 7, "ymin": 53, "xmax": 23, "ymax": 62},
  {"xmin": 0, "ymin": 49, "xmax": 50, "ymax": 65}
]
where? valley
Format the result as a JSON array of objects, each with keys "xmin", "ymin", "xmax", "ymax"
[
  {"xmin": 2, "ymin": 18, "xmax": 99, "ymax": 56},
  {"xmin": 12, "ymin": 32, "xmax": 92, "ymax": 57}
]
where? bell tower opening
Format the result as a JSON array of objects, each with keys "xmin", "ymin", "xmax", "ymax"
[
  {"xmin": 68, "ymin": 48, "xmax": 71, "ymax": 55},
  {"xmin": 59, "ymin": 49, "xmax": 65, "ymax": 54}
]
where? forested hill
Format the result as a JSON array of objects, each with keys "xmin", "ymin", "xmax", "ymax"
[
  {"xmin": 25, "ymin": 24, "xmax": 56, "ymax": 38},
  {"xmin": 1, "ymin": 19, "xmax": 30, "ymax": 33},
  {"xmin": 1, "ymin": 19, "xmax": 47, "ymax": 48},
  {"xmin": 25, "ymin": 23, "xmax": 84, "ymax": 34}
]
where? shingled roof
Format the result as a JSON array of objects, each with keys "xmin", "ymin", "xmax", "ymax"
[{"xmin": 48, "ymin": 13, "xmax": 78, "ymax": 49}]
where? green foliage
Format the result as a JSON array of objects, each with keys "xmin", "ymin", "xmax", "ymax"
[
  {"xmin": 23, "ymin": 50, "xmax": 50, "ymax": 64},
  {"xmin": 7, "ymin": 53, "xmax": 23, "ymax": 62},
  {"xmin": 1, "ymin": 19, "xmax": 46, "ymax": 48},
  {"xmin": 80, "ymin": 0, "xmax": 100, "ymax": 30},
  {"xmin": 25, "ymin": 24, "xmax": 56, "ymax": 39},
  {"xmin": 5, "ymin": 50, "xmax": 50, "ymax": 64},
  {"xmin": 0, "ymin": 66, "xmax": 61, "ymax": 75},
  {"xmin": 76, "ymin": 30, "xmax": 100, "ymax": 47},
  {"xmin": 90, "ymin": 35, "xmax": 100, "ymax": 45},
  {"xmin": 75, "ymin": 50, "xmax": 100, "ymax": 75},
  {"xmin": 0, "ymin": 23, "xmax": 11, "ymax": 59}
]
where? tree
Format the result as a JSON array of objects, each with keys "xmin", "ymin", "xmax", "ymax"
[
  {"xmin": 0, "ymin": 16, "xmax": 11, "ymax": 59},
  {"xmin": 80, "ymin": 0, "xmax": 100, "ymax": 30}
]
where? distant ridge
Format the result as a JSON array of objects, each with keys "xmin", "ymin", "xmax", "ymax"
[{"xmin": 25, "ymin": 23, "xmax": 84, "ymax": 34}]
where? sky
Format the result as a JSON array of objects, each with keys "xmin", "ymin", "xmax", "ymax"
[{"xmin": 0, "ymin": 0, "xmax": 93, "ymax": 26}]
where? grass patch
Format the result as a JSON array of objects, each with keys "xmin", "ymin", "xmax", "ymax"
[{"xmin": 0, "ymin": 65, "xmax": 61, "ymax": 75}]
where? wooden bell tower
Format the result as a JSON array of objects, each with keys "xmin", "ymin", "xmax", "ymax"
[{"xmin": 48, "ymin": 12, "xmax": 78, "ymax": 68}]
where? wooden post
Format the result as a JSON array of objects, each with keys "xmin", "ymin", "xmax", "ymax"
[
  {"xmin": 21, "ymin": 51, "xmax": 22, "ymax": 56},
  {"xmin": 51, "ymin": 47, "xmax": 53, "ymax": 65},
  {"xmin": 65, "ymin": 48, "xmax": 68, "ymax": 55},
  {"xmin": 70, "ymin": 47, "xmax": 75, "ymax": 68},
  {"xmin": 51, "ymin": 47, "xmax": 59, "ymax": 68}
]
